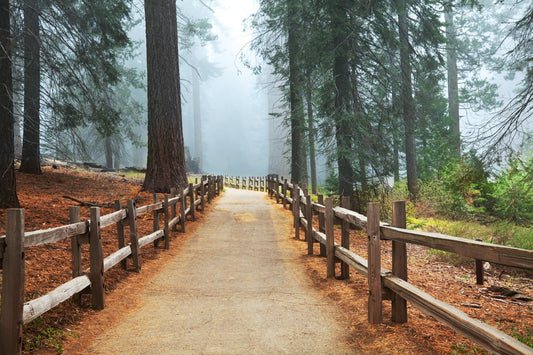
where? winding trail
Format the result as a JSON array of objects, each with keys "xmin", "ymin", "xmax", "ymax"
[{"xmin": 86, "ymin": 188, "xmax": 353, "ymax": 354}]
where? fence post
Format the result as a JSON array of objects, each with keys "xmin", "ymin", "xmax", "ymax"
[
  {"xmin": 171, "ymin": 188, "xmax": 178, "ymax": 228},
  {"xmin": 89, "ymin": 207, "xmax": 105, "ymax": 310},
  {"xmin": 126, "ymin": 200, "xmax": 141, "ymax": 272},
  {"xmin": 189, "ymin": 183, "xmax": 195, "ymax": 221},
  {"xmin": 70, "ymin": 206, "xmax": 83, "ymax": 305},
  {"xmin": 207, "ymin": 177, "xmax": 212, "ymax": 203},
  {"xmin": 340, "ymin": 196, "xmax": 351, "ymax": 279},
  {"xmin": 153, "ymin": 194, "xmax": 160, "ymax": 248},
  {"xmin": 391, "ymin": 201, "xmax": 408, "ymax": 323},
  {"xmin": 475, "ymin": 238, "xmax": 484, "ymax": 285},
  {"xmin": 0, "ymin": 208, "xmax": 25, "ymax": 355},
  {"xmin": 325, "ymin": 198, "xmax": 335, "ymax": 278},
  {"xmin": 367, "ymin": 202, "xmax": 382, "ymax": 324},
  {"xmin": 163, "ymin": 194, "xmax": 170, "ymax": 249},
  {"xmin": 283, "ymin": 180, "xmax": 288, "ymax": 208},
  {"xmin": 293, "ymin": 184, "xmax": 300, "ymax": 240},
  {"xmin": 318, "ymin": 194, "xmax": 326, "ymax": 257},
  {"xmin": 113, "ymin": 201, "xmax": 127, "ymax": 270},
  {"xmin": 306, "ymin": 194, "xmax": 313, "ymax": 255},
  {"xmin": 180, "ymin": 191, "xmax": 186, "ymax": 233},
  {"xmin": 201, "ymin": 178, "xmax": 206, "ymax": 212}
]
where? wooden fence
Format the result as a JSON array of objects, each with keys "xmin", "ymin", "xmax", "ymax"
[
  {"xmin": 0, "ymin": 175, "xmax": 224, "ymax": 355},
  {"xmin": 224, "ymin": 176, "xmax": 266, "ymax": 192},
  {"xmin": 266, "ymin": 176, "xmax": 533, "ymax": 355}
]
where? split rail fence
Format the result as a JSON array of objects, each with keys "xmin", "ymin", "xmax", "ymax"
[
  {"xmin": 0, "ymin": 175, "xmax": 224, "ymax": 354},
  {"xmin": 264, "ymin": 175, "xmax": 533, "ymax": 355},
  {"xmin": 224, "ymin": 176, "xmax": 266, "ymax": 192}
]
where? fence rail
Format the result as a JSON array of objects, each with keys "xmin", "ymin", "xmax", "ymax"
[
  {"xmin": 266, "ymin": 175, "xmax": 533, "ymax": 355},
  {"xmin": 224, "ymin": 176, "xmax": 266, "ymax": 191},
  {"xmin": 0, "ymin": 175, "xmax": 224, "ymax": 355}
]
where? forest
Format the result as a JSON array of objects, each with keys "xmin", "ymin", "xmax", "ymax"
[
  {"xmin": 1, "ymin": 0, "xmax": 533, "ymax": 353},
  {"xmin": 1, "ymin": 2, "xmax": 533, "ymax": 241},
  {"xmin": 248, "ymin": 0, "xmax": 533, "ymax": 250}
]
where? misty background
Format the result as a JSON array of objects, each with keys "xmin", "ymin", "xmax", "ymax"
[{"xmin": 28, "ymin": 0, "xmax": 528, "ymax": 183}]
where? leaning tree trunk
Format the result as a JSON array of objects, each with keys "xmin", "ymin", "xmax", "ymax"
[
  {"xmin": 143, "ymin": 0, "xmax": 188, "ymax": 192},
  {"xmin": 20, "ymin": 0, "xmax": 41, "ymax": 174},
  {"xmin": 0, "ymin": 0, "xmax": 19, "ymax": 208},
  {"xmin": 397, "ymin": 0, "xmax": 419, "ymax": 198}
]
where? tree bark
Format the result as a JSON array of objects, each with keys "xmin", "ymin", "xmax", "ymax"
[
  {"xmin": 143, "ymin": 0, "xmax": 188, "ymax": 192},
  {"xmin": 287, "ymin": 0, "xmax": 307, "ymax": 185},
  {"xmin": 306, "ymin": 77, "xmax": 317, "ymax": 195},
  {"xmin": 329, "ymin": 0, "xmax": 354, "ymax": 198},
  {"xmin": 20, "ymin": 0, "xmax": 41, "ymax": 174},
  {"xmin": 104, "ymin": 136, "xmax": 113, "ymax": 169},
  {"xmin": 397, "ymin": 0, "xmax": 419, "ymax": 198},
  {"xmin": 445, "ymin": 9, "xmax": 461, "ymax": 157},
  {"xmin": 0, "ymin": 0, "xmax": 19, "ymax": 208}
]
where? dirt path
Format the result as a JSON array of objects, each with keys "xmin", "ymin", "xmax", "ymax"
[{"xmin": 82, "ymin": 188, "xmax": 354, "ymax": 354}]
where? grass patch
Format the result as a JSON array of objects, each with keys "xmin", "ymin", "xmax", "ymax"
[
  {"xmin": 413, "ymin": 218, "xmax": 533, "ymax": 251},
  {"xmin": 25, "ymin": 318, "xmax": 65, "ymax": 354},
  {"xmin": 451, "ymin": 342, "xmax": 485, "ymax": 354},
  {"xmin": 117, "ymin": 170, "xmax": 145, "ymax": 180},
  {"xmin": 511, "ymin": 326, "xmax": 533, "ymax": 348}
]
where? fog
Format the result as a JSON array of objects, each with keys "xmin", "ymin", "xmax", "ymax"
[{"xmin": 124, "ymin": 0, "xmax": 273, "ymax": 177}]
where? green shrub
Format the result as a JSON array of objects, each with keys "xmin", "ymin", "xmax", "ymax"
[
  {"xmin": 417, "ymin": 152, "xmax": 493, "ymax": 220},
  {"xmin": 323, "ymin": 170, "xmax": 338, "ymax": 196},
  {"xmin": 490, "ymin": 156, "xmax": 533, "ymax": 225}
]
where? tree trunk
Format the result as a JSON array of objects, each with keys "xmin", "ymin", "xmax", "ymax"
[
  {"xmin": 445, "ymin": 9, "xmax": 460, "ymax": 157},
  {"xmin": 192, "ymin": 70, "xmax": 203, "ymax": 172},
  {"xmin": 287, "ymin": 0, "xmax": 307, "ymax": 185},
  {"xmin": 329, "ymin": 0, "xmax": 354, "ymax": 198},
  {"xmin": 143, "ymin": 0, "xmax": 188, "ymax": 192},
  {"xmin": 104, "ymin": 136, "xmax": 113, "ymax": 169},
  {"xmin": 0, "ymin": 0, "xmax": 19, "ymax": 208},
  {"xmin": 393, "ymin": 114, "xmax": 401, "ymax": 183},
  {"xmin": 14, "ymin": 103, "xmax": 21, "ymax": 158},
  {"xmin": 397, "ymin": 0, "xmax": 419, "ymax": 198},
  {"xmin": 20, "ymin": 0, "xmax": 41, "ymax": 174},
  {"xmin": 266, "ymin": 67, "xmax": 291, "ymax": 178},
  {"xmin": 113, "ymin": 153, "xmax": 120, "ymax": 170},
  {"xmin": 306, "ymin": 77, "xmax": 317, "ymax": 195}
]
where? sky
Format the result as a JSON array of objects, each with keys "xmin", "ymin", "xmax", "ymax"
[
  {"xmin": 183, "ymin": 0, "xmax": 269, "ymax": 176},
  {"xmin": 126, "ymin": 0, "xmax": 270, "ymax": 176}
]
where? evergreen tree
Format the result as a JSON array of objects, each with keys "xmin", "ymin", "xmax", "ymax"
[
  {"xmin": 19, "ymin": 0, "xmax": 41, "ymax": 174},
  {"xmin": 0, "ymin": 0, "xmax": 19, "ymax": 208},
  {"xmin": 143, "ymin": 0, "xmax": 188, "ymax": 192}
]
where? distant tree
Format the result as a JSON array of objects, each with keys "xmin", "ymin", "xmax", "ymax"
[
  {"xmin": 287, "ymin": 0, "xmax": 307, "ymax": 185},
  {"xmin": 327, "ymin": 0, "xmax": 355, "ymax": 197},
  {"xmin": 0, "ymin": 0, "xmax": 19, "ymax": 208},
  {"xmin": 445, "ymin": 6, "xmax": 461, "ymax": 156},
  {"xmin": 396, "ymin": 0, "xmax": 419, "ymax": 198},
  {"xmin": 143, "ymin": 0, "xmax": 188, "ymax": 192},
  {"xmin": 490, "ymin": 3, "xmax": 533, "ymax": 148},
  {"xmin": 305, "ymin": 76, "xmax": 317, "ymax": 194},
  {"xmin": 19, "ymin": 0, "xmax": 41, "ymax": 174}
]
